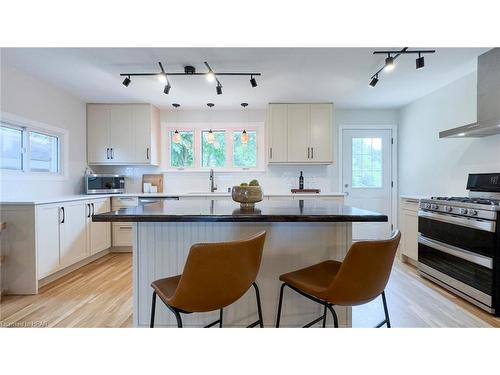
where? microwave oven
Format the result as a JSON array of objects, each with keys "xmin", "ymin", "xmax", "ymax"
[{"xmin": 85, "ymin": 174, "xmax": 125, "ymax": 194}]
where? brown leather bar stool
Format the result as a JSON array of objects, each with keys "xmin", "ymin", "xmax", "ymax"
[
  {"xmin": 150, "ymin": 231, "xmax": 266, "ymax": 328},
  {"xmin": 276, "ymin": 231, "xmax": 401, "ymax": 328}
]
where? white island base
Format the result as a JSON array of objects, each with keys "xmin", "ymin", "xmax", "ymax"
[{"xmin": 133, "ymin": 221, "xmax": 353, "ymax": 328}]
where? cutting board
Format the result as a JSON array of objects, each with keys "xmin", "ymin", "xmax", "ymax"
[
  {"xmin": 291, "ymin": 189, "xmax": 321, "ymax": 194},
  {"xmin": 142, "ymin": 174, "xmax": 164, "ymax": 193}
]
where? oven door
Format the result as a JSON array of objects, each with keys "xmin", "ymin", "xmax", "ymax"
[
  {"xmin": 418, "ymin": 210, "xmax": 496, "ymax": 257},
  {"xmin": 418, "ymin": 234, "xmax": 493, "ymax": 309}
]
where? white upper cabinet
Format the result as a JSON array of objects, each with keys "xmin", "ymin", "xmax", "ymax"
[
  {"xmin": 267, "ymin": 103, "xmax": 334, "ymax": 164},
  {"xmin": 267, "ymin": 104, "xmax": 288, "ymax": 162},
  {"xmin": 87, "ymin": 104, "xmax": 160, "ymax": 165}
]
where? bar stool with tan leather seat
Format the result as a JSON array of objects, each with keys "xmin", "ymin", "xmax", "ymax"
[
  {"xmin": 150, "ymin": 231, "xmax": 266, "ymax": 328},
  {"xmin": 276, "ymin": 231, "xmax": 401, "ymax": 328}
]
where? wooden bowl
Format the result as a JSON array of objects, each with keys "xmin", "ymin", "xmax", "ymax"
[{"xmin": 231, "ymin": 186, "xmax": 263, "ymax": 210}]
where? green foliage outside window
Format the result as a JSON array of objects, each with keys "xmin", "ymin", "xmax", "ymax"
[
  {"xmin": 201, "ymin": 131, "xmax": 225, "ymax": 167},
  {"xmin": 170, "ymin": 131, "xmax": 194, "ymax": 167},
  {"xmin": 233, "ymin": 131, "xmax": 257, "ymax": 167}
]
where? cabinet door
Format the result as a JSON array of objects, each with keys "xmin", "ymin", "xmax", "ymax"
[
  {"xmin": 309, "ymin": 104, "xmax": 333, "ymax": 162},
  {"xmin": 109, "ymin": 105, "xmax": 133, "ymax": 162},
  {"xmin": 89, "ymin": 199, "xmax": 111, "ymax": 255},
  {"xmin": 36, "ymin": 204, "xmax": 61, "ymax": 279},
  {"xmin": 267, "ymin": 104, "xmax": 288, "ymax": 162},
  {"xmin": 87, "ymin": 105, "xmax": 110, "ymax": 164},
  {"xmin": 132, "ymin": 105, "xmax": 152, "ymax": 164},
  {"xmin": 287, "ymin": 104, "xmax": 310, "ymax": 162},
  {"xmin": 60, "ymin": 201, "xmax": 89, "ymax": 267},
  {"xmin": 402, "ymin": 209, "xmax": 418, "ymax": 261}
]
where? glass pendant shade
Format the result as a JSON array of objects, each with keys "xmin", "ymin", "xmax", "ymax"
[
  {"xmin": 240, "ymin": 129, "xmax": 249, "ymax": 144},
  {"xmin": 173, "ymin": 130, "xmax": 181, "ymax": 144},
  {"xmin": 206, "ymin": 129, "xmax": 215, "ymax": 144}
]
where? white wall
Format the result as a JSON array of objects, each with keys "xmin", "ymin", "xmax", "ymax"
[
  {"xmin": 0, "ymin": 63, "xmax": 87, "ymax": 200},
  {"xmin": 398, "ymin": 72, "xmax": 500, "ymax": 197},
  {"xmin": 94, "ymin": 108, "xmax": 399, "ymax": 194}
]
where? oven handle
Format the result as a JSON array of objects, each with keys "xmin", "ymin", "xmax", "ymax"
[
  {"xmin": 418, "ymin": 234, "xmax": 493, "ymax": 269},
  {"xmin": 418, "ymin": 210, "xmax": 496, "ymax": 232}
]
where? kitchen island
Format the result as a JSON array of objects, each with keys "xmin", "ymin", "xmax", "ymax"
[{"xmin": 93, "ymin": 199, "xmax": 387, "ymax": 327}]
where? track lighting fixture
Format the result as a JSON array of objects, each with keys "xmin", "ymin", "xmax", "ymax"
[
  {"xmin": 416, "ymin": 53, "xmax": 425, "ymax": 70},
  {"xmin": 122, "ymin": 76, "xmax": 131, "ymax": 87},
  {"xmin": 250, "ymin": 75, "xmax": 258, "ymax": 88},
  {"xmin": 216, "ymin": 82, "xmax": 223, "ymax": 95},
  {"xmin": 384, "ymin": 54, "xmax": 395, "ymax": 71},
  {"xmin": 119, "ymin": 61, "xmax": 261, "ymax": 96},
  {"xmin": 163, "ymin": 81, "xmax": 171, "ymax": 95},
  {"xmin": 369, "ymin": 48, "xmax": 436, "ymax": 88}
]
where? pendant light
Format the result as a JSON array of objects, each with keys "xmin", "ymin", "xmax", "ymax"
[
  {"xmin": 240, "ymin": 103, "xmax": 249, "ymax": 144},
  {"xmin": 172, "ymin": 103, "xmax": 181, "ymax": 144},
  {"xmin": 206, "ymin": 103, "xmax": 215, "ymax": 144}
]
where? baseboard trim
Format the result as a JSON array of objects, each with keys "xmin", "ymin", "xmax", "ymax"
[
  {"xmin": 401, "ymin": 254, "xmax": 418, "ymax": 267},
  {"xmin": 110, "ymin": 246, "xmax": 132, "ymax": 253},
  {"xmin": 38, "ymin": 249, "xmax": 110, "ymax": 288}
]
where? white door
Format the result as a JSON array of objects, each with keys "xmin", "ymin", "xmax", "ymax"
[
  {"xmin": 36, "ymin": 204, "xmax": 61, "ymax": 278},
  {"xmin": 287, "ymin": 104, "xmax": 310, "ymax": 162},
  {"xmin": 89, "ymin": 198, "xmax": 111, "ymax": 255},
  {"xmin": 87, "ymin": 105, "xmax": 110, "ymax": 163},
  {"xmin": 109, "ymin": 105, "xmax": 133, "ymax": 162},
  {"xmin": 60, "ymin": 201, "xmax": 88, "ymax": 267},
  {"xmin": 342, "ymin": 129, "xmax": 393, "ymax": 240}
]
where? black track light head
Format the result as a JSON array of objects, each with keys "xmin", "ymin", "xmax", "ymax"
[
  {"xmin": 172, "ymin": 103, "xmax": 180, "ymax": 108},
  {"xmin": 216, "ymin": 83, "xmax": 223, "ymax": 95},
  {"xmin": 369, "ymin": 75, "xmax": 379, "ymax": 88},
  {"xmin": 122, "ymin": 76, "xmax": 131, "ymax": 87},
  {"xmin": 163, "ymin": 82, "xmax": 171, "ymax": 95},
  {"xmin": 416, "ymin": 54, "xmax": 425, "ymax": 70},
  {"xmin": 384, "ymin": 55, "xmax": 395, "ymax": 71},
  {"xmin": 250, "ymin": 75, "xmax": 257, "ymax": 88}
]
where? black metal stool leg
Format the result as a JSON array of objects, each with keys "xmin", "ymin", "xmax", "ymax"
[
  {"xmin": 381, "ymin": 291, "xmax": 391, "ymax": 328},
  {"xmin": 252, "ymin": 282, "xmax": 264, "ymax": 327},
  {"xmin": 173, "ymin": 309, "xmax": 183, "ymax": 328},
  {"xmin": 322, "ymin": 304, "xmax": 327, "ymax": 328},
  {"xmin": 275, "ymin": 283, "xmax": 287, "ymax": 328},
  {"xmin": 150, "ymin": 291, "xmax": 157, "ymax": 328},
  {"xmin": 219, "ymin": 309, "xmax": 223, "ymax": 327},
  {"xmin": 326, "ymin": 304, "xmax": 339, "ymax": 328}
]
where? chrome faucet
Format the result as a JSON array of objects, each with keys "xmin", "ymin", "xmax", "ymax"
[{"xmin": 209, "ymin": 168, "xmax": 217, "ymax": 193}]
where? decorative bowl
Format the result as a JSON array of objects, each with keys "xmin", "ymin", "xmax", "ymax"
[{"xmin": 231, "ymin": 186, "xmax": 263, "ymax": 210}]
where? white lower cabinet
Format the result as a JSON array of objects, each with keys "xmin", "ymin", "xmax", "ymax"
[
  {"xmin": 36, "ymin": 198, "xmax": 111, "ymax": 279},
  {"xmin": 399, "ymin": 198, "xmax": 419, "ymax": 263},
  {"xmin": 112, "ymin": 223, "xmax": 134, "ymax": 247}
]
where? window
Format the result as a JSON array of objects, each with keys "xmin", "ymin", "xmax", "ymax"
[
  {"xmin": 29, "ymin": 131, "xmax": 59, "ymax": 173},
  {"xmin": 351, "ymin": 137, "xmax": 382, "ymax": 188},
  {"xmin": 0, "ymin": 121, "xmax": 62, "ymax": 174},
  {"xmin": 201, "ymin": 130, "xmax": 226, "ymax": 168},
  {"xmin": 233, "ymin": 130, "xmax": 257, "ymax": 168},
  {"xmin": 170, "ymin": 130, "xmax": 194, "ymax": 168},
  {"xmin": 0, "ymin": 126, "xmax": 23, "ymax": 170}
]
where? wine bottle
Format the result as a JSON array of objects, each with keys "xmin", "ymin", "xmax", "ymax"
[{"xmin": 299, "ymin": 171, "xmax": 304, "ymax": 190}]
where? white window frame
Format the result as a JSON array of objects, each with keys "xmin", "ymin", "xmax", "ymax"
[
  {"xmin": 0, "ymin": 112, "xmax": 68, "ymax": 180},
  {"xmin": 164, "ymin": 122, "xmax": 265, "ymax": 172}
]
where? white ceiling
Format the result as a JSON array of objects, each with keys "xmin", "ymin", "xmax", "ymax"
[{"xmin": 0, "ymin": 47, "xmax": 489, "ymax": 110}]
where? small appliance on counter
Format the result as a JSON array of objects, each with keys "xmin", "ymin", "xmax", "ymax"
[
  {"xmin": 418, "ymin": 173, "xmax": 500, "ymax": 315},
  {"xmin": 85, "ymin": 174, "xmax": 125, "ymax": 194}
]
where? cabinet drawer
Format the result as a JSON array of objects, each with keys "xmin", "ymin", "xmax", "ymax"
[
  {"xmin": 112, "ymin": 223, "xmax": 133, "ymax": 247},
  {"xmin": 112, "ymin": 196, "xmax": 139, "ymax": 209},
  {"xmin": 400, "ymin": 198, "xmax": 420, "ymax": 212}
]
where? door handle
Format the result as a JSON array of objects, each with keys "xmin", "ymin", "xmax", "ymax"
[
  {"xmin": 61, "ymin": 207, "xmax": 65, "ymax": 224},
  {"xmin": 344, "ymin": 183, "xmax": 349, "ymax": 196}
]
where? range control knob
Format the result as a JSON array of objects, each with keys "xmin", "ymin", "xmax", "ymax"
[
  {"xmin": 445, "ymin": 206, "xmax": 453, "ymax": 212},
  {"xmin": 469, "ymin": 209, "xmax": 478, "ymax": 216},
  {"xmin": 431, "ymin": 204, "xmax": 439, "ymax": 210},
  {"xmin": 459, "ymin": 208, "xmax": 468, "ymax": 215}
]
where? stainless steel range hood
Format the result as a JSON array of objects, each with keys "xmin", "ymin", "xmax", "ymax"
[{"xmin": 439, "ymin": 48, "xmax": 500, "ymax": 138}]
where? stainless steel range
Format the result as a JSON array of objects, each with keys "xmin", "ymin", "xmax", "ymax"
[{"xmin": 418, "ymin": 173, "xmax": 500, "ymax": 314}]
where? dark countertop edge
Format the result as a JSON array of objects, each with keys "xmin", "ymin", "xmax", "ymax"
[{"xmin": 92, "ymin": 214, "xmax": 388, "ymax": 223}]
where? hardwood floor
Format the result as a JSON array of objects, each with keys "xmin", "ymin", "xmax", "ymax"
[{"xmin": 1, "ymin": 253, "xmax": 499, "ymax": 328}]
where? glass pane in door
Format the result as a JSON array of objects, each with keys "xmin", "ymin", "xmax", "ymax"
[{"xmin": 351, "ymin": 137, "xmax": 382, "ymax": 188}]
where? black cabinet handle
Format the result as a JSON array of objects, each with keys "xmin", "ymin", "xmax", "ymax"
[
  {"xmin": 110, "ymin": 148, "xmax": 114, "ymax": 159},
  {"xmin": 311, "ymin": 147, "xmax": 314, "ymax": 159},
  {"xmin": 146, "ymin": 148, "xmax": 150, "ymax": 160},
  {"xmin": 106, "ymin": 148, "xmax": 109, "ymax": 159},
  {"xmin": 87, "ymin": 203, "xmax": 91, "ymax": 218},
  {"xmin": 61, "ymin": 207, "xmax": 65, "ymax": 224},
  {"xmin": 91, "ymin": 203, "xmax": 95, "ymax": 216}
]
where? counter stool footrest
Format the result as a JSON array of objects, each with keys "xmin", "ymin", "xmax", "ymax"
[
  {"xmin": 303, "ymin": 314, "xmax": 327, "ymax": 328},
  {"xmin": 375, "ymin": 319, "xmax": 389, "ymax": 328},
  {"xmin": 247, "ymin": 320, "xmax": 262, "ymax": 328}
]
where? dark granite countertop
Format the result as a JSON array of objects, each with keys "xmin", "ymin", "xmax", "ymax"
[{"xmin": 92, "ymin": 199, "xmax": 388, "ymax": 223}]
